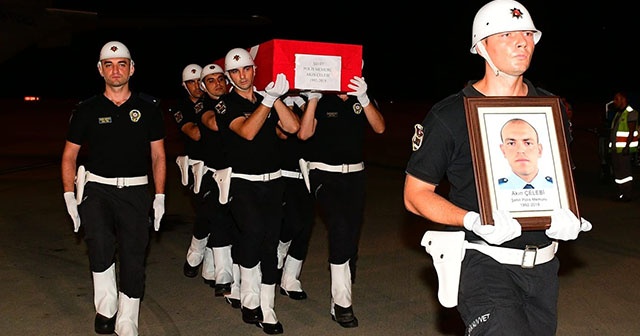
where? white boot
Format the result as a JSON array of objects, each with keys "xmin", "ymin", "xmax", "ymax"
[
  {"xmin": 240, "ymin": 264, "xmax": 261, "ymax": 309},
  {"xmin": 201, "ymin": 247, "xmax": 216, "ymax": 285},
  {"xmin": 224, "ymin": 263, "xmax": 241, "ymax": 308},
  {"xmin": 114, "ymin": 292, "xmax": 140, "ymax": 336},
  {"xmin": 93, "ymin": 263, "xmax": 118, "ymax": 319},
  {"xmin": 213, "ymin": 245, "xmax": 233, "ymax": 284},
  {"xmin": 260, "ymin": 284, "xmax": 278, "ymax": 324},
  {"xmin": 280, "ymin": 256, "xmax": 307, "ymax": 300},
  {"xmin": 240, "ymin": 264, "xmax": 262, "ymax": 324},
  {"xmin": 258, "ymin": 284, "xmax": 283, "ymax": 334},
  {"xmin": 185, "ymin": 235, "xmax": 208, "ymax": 267},
  {"xmin": 330, "ymin": 260, "xmax": 358, "ymax": 328},
  {"xmin": 213, "ymin": 245, "xmax": 233, "ymax": 296},
  {"xmin": 276, "ymin": 240, "xmax": 291, "ymax": 269}
]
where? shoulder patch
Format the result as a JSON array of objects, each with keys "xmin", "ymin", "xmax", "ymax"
[
  {"xmin": 215, "ymin": 100, "xmax": 226, "ymax": 115},
  {"xmin": 173, "ymin": 111, "xmax": 184, "ymax": 123},
  {"xmin": 412, "ymin": 124, "xmax": 424, "ymax": 151}
]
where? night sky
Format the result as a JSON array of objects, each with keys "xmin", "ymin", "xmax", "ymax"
[{"xmin": 1, "ymin": 0, "xmax": 636, "ymax": 105}]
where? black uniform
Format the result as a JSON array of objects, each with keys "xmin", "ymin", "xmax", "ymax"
[
  {"xmin": 66, "ymin": 92, "xmax": 165, "ymax": 298},
  {"xmin": 197, "ymin": 95, "xmax": 236, "ymax": 250},
  {"xmin": 279, "ymin": 103, "xmax": 314, "ymax": 263},
  {"xmin": 171, "ymin": 95, "xmax": 210, "ymax": 241},
  {"xmin": 173, "ymin": 96, "xmax": 206, "ymax": 165},
  {"xmin": 405, "ymin": 79, "xmax": 571, "ymax": 335},
  {"xmin": 304, "ymin": 94, "xmax": 368, "ymax": 269},
  {"xmin": 215, "ymin": 90, "xmax": 284, "ymax": 284}
]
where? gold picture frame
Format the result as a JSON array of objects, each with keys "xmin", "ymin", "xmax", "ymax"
[{"xmin": 464, "ymin": 96, "xmax": 579, "ymax": 231}]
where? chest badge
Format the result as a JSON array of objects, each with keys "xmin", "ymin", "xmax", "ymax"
[{"xmin": 129, "ymin": 109, "xmax": 141, "ymax": 122}]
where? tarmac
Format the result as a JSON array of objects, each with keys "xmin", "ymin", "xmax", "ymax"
[{"xmin": 0, "ymin": 98, "xmax": 639, "ymax": 336}]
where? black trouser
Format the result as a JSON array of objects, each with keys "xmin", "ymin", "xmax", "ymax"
[
  {"xmin": 193, "ymin": 171, "xmax": 237, "ymax": 247},
  {"xmin": 310, "ymin": 170, "xmax": 366, "ymax": 265},
  {"xmin": 79, "ymin": 182, "xmax": 151, "ymax": 298},
  {"xmin": 229, "ymin": 178, "xmax": 284, "ymax": 284},
  {"xmin": 457, "ymin": 250, "xmax": 559, "ymax": 336},
  {"xmin": 280, "ymin": 177, "xmax": 314, "ymax": 261}
]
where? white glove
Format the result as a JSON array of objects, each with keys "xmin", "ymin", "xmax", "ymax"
[
  {"xmin": 300, "ymin": 91, "xmax": 323, "ymax": 101},
  {"xmin": 283, "ymin": 96, "xmax": 305, "ymax": 108},
  {"xmin": 63, "ymin": 191, "xmax": 81, "ymax": 233},
  {"xmin": 463, "ymin": 210, "xmax": 521, "ymax": 245},
  {"xmin": 262, "ymin": 73, "xmax": 290, "ymax": 108},
  {"xmin": 152, "ymin": 194, "xmax": 165, "ymax": 231},
  {"xmin": 346, "ymin": 76, "xmax": 370, "ymax": 107},
  {"xmin": 546, "ymin": 209, "xmax": 592, "ymax": 240}
]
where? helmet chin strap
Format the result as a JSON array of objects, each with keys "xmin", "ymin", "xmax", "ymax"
[{"xmin": 475, "ymin": 42, "xmax": 500, "ymax": 77}]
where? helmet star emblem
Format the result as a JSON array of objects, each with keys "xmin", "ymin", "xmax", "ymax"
[{"xmin": 510, "ymin": 7, "xmax": 523, "ymax": 19}]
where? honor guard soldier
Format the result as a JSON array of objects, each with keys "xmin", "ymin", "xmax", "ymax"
[
  {"xmin": 214, "ymin": 47, "xmax": 299, "ymax": 334},
  {"xmin": 194, "ymin": 63, "xmax": 237, "ymax": 298},
  {"xmin": 61, "ymin": 41, "xmax": 166, "ymax": 336},
  {"xmin": 298, "ymin": 72, "xmax": 386, "ymax": 328},
  {"xmin": 404, "ymin": 1, "xmax": 592, "ymax": 334},
  {"xmin": 173, "ymin": 64, "xmax": 218, "ymax": 286},
  {"xmin": 276, "ymin": 95, "xmax": 314, "ymax": 301}
]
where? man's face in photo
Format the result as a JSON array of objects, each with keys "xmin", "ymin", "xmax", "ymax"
[{"xmin": 500, "ymin": 119, "xmax": 542, "ymax": 180}]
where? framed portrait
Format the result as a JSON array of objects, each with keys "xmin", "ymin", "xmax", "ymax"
[{"xmin": 464, "ymin": 96, "xmax": 579, "ymax": 231}]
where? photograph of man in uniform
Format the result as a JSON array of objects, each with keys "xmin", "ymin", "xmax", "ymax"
[
  {"xmin": 497, "ymin": 118, "xmax": 554, "ymax": 190},
  {"xmin": 492, "ymin": 117, "xmax": 560, "ymax": 213}
]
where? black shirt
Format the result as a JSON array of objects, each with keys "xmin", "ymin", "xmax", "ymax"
[
  {"xmin": 303, "ymin": 94, "xmax": 367, "ymax": 164},
  {"xmin": 215, "ymin": 90, "xmax": 281, "ymax": 175},
  {"xmin": 405, "ymin": 79, "xmax": 568, "ymax": 248},
  {"xmin": 66, "ymin": 92, "xmax": 165, "ymax": 177},
  {"xmin": 172, "ymin": 95, "xmax": 205, "ymax": 160},
  {"xmin": 198, "ymin": 95, "xmax": 228, "ymax": 170}
]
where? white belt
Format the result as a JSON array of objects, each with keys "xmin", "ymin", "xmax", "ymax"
[
  {"xmin": 281, "ymin": 169, "xmax": 303, "ymax": 179},
  {"xmin": 86, "ymin": 172, "xmax": 148, "ymax": 188},
  {"xmin": 308, "ymin": 162, "xmax": 364, "ymax": 173},
  {"xmin": 465, "ymin": 241, "xmax": 558, "ymax": 268},
  {"xmin": 231, "ymin": 170, "xmax": 282, "ymax": 182}
]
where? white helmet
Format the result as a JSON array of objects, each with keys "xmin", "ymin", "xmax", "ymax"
[
  {"xmin": 470, "ymin": 0, "xmax": 541, "ymax": 54},
  {"xmin": 199, "ymin": 64, "xmax": 225, "ymax": 91},
  {"xmin": 200, "ymin": 63, "xmax": 224, "ymax": 79},
  {"xmin": 224, "ymin": 48, "xmax": 254, "ymax": 72},
  {"xmin": 182, "ymin": 64, "xmax": 202, "ymax": 82},
  {"xmin": 99, "ymin": 41, "xmax": 132, "ymax": 61}
]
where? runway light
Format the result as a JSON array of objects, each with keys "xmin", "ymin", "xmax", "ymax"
[{"xmin": 24, "ymin": 96, "xmax": 40, "ymax": 102}]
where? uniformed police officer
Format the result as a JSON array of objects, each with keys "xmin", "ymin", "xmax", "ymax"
[
  {"xmin": 214, "ymin": 48, "xmax": 299, "ymax": 334},
  {"xmin": 196, "ymin": 63, "xmax": 237, "ymax": 298},
  {"xmin": 277, "ymin": 95, "xmax": 314, "ymax": 301},
  {"xmin": 61, "ymin": 41, "xmax": 166, "ymax": 336},
  {"xmin": 173, "ymin": 64, "xmax": 218, "ymax": 287},
  {"xmin": 497, "ymin": 118, "xmax": 554, "ymax": 190},
  {"xmin": 298, "ymin": 74, "xmax": 386, "ymax": 328},
  {"xmin": 403, "ymin": 1, "xmax": 592, "ymax": 334}
]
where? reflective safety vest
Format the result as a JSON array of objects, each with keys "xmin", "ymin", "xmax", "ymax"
[{"xmin": 610, "ymin": 106, "xmax": 639, "ymax": 153}]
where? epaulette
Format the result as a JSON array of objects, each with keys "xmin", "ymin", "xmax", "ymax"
[
  {"xmin": 77, "ymin": 94, "xmax": 100, "ymax": 106},
  {"xmin": 138, "ymin": 92, "xmax": 161, "ymax": 107},
  {"xmin": 536, "ymin": 87, "xmax": 556, "ymax": 97},
  {"xmin": 498, "ymin": 178, "xmax": 508, "ymax": 185}
]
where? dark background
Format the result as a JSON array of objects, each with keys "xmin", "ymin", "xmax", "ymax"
[{"xmin": 1, "ymin": 0, "xmax": 636, "ymax": 105}]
